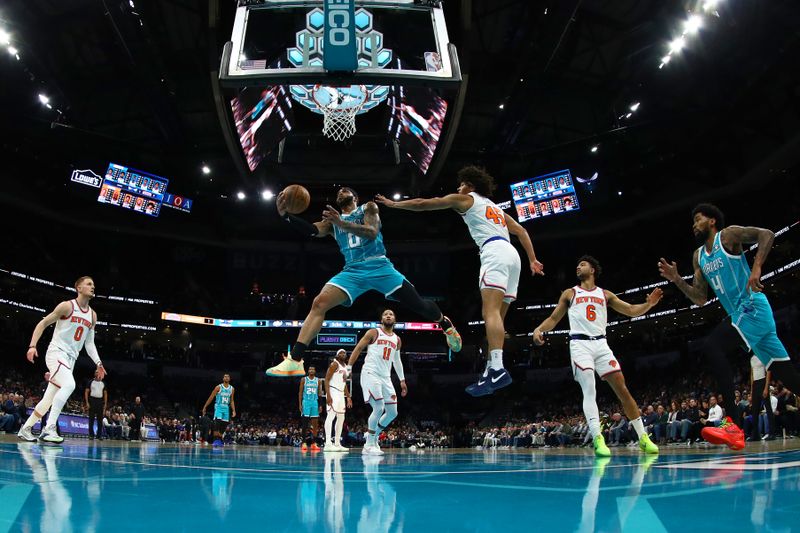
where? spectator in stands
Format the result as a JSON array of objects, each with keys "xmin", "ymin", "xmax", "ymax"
[
  {"xmin": 129, "ymin": 397, "xmax": 145, "ymax": 441},
  {"xmin": 653, "ymin": 405, "xmax": 668, "ymax": 444},
  {"xmin": 666, "ymin": 401, "xmax": 679, "ymax": 442},
  {"xmin": 701, "ymin": 395, "xmax": 723, "ymax": 428},
  {"xmin": 686, "ymin": 398, "xmax": 702, "ymax": 442},
  {"xmin": 0, "ymin": 394, "xmax": 16, "ymax": 432},
  {"xmin": 607, "ymin": 413, "xmax": 628, "ymax": 446}
]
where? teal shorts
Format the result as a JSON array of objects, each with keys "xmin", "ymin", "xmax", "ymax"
[
  {"xmin": 326, "ymin": 257, "xmax": 407, "ymax": 307},
  {"xmin": 732, "ymin": 296, "xmax": 789, "ymax": 367}
]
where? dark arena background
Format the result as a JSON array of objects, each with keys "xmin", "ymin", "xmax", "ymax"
[{"xmin": 1, "ymin": 1, "xmax": 800, "ymax": 531}]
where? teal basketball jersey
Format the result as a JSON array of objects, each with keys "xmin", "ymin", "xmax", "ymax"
[
  {"xmin": 303, "ymin": 377, "xmax": 319, "ymax": 405},
  {"xmin": 333, "ymin": 205, "xmax": 386, "ymax": 265},
  {"xmin": 215, "ymin": 384, "xmax": 233, "ymax": 410},
  {"xmin": 697, "ymin": 231, "xmax": 768, "ymax": 317}
]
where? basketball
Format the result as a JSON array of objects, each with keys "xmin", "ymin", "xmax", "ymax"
[{"xmin": 282, "ymin": 184, "xmax": 310, "ymax": 214}]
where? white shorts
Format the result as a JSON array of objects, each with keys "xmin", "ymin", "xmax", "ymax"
[
  {"xmin": 45, "ymin": 347, "xmax": 75, "ymax": 387},
  {"xmin": 327, "ymin": 388, "xmax": 346, "ymax": 414},
  {"xmin": 478, "ymin": 240, "xmax": 521, "ymax": 303},
  {"xmin": 570, "ymin": 339, "xmax": 621, "ymax": 379},
  {"xmin": 360, "ymin": 372, "xmax": 397, "ymax": 404},
  {"xmin": 750, "ymin": 355, "xmax": 767, "ymax": 381}
]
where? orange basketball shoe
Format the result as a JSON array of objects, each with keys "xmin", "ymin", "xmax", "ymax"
[
  {"xmin": 701, "ymin": 417, "xmax": 745, "ymax": 450},
  {"xmin": 310, "ymin": 443, "xmax": 321, "ymax": 452}
]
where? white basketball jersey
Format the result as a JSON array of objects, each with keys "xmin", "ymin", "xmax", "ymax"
[
  {"xmin": 49, "ymin": 299, "xmax": 93, "ymax": 361},
  {"xmin": 459, "ymin": 192, "xmax": 510, "ymax": 249},
  {"xmin": 363, "ymin": 328, "xmax": 399, "ymax": 378},
  {"xmin": 329, "ymin": 360, "xmax": 348, "ymax": 391},
  {"xmin": 567, "ymin": 286, "xmax": 607, "ymax": 337}
]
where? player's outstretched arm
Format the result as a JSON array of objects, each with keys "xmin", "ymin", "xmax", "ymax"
[
  {"xmin": 347, "ymin": 329, "xmax": 377, "ymax": 367},
  {"xmin": 504, "ymin": 213, "xmax": 544, "ymax": 276},
  {"xmin": 532, "ymin": 290, "xmax": 572, "ymax": 345},
  {"xmin": 323, "ymin": 202, "xmax": 379, "ymax": 239},
  {"xmin": 722, "ymin": 225, "xmax": 775, "ymax": 293},
  {"xmin": 26, "ymin": 301, "xmax": 72, "ymax": 363},
  {"xmin": 201, "ymin": 385, "xmax": 220, "ymax": 416},
  {"xmin": 658, "ymin": 250, "xmax": 708, "ymax": 305},
  {"xmin": 375, "ymin": 193, "xmax": 472, "ymax": 213},
  {"xmin": 606, "ymin": 288, "xmax": 663, "ymax": 318}
]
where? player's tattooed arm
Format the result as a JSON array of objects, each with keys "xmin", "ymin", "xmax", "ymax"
[
  {"xmin": 722, "ymin": 225, "xmax": 775, "ymax": 292},
  {"xmin": 532, "ymin": 289, "xmax": 572, "ymax": 345},
  {"xmin": 347, "ymin": 329, "xmax": 378, "ymax": 366},
  {"xmin": 323, "ymin": 202, "xmax": 380, "ymax": 240},
  {"xmin": 658, "ymin": 250, "xmax": 708, "ymax": 305},
  {"xmin": 376, "ymin": 193, "xmax": 473, "ymax": 213},
  {"xmin": 605, "ymin": 288, "xmax": 663, "ymax": 317}
]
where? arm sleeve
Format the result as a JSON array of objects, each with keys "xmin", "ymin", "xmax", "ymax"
[
  {"xmin": 391, "ymin": 351, "xmax": 405, "ymax": 381},
  {"xmin": 282, "ymin": 213, "xmax": 319, "ymax": 237},
  {"xmin": 84, "ymin": 328, "xmax": 102, "ymax": 366}
]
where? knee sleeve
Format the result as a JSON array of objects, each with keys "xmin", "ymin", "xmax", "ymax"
[
  {"xmin": 378, "ymin": 402, "xmax": 398, "ymax": 430},
  {"xmin": 575, "ymin": 369, "xmax": 601, "ymax": 437}
]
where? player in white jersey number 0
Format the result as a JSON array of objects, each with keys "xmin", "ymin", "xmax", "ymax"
[
  {"xmin": 377, "ymin": 166, "xmax": 544, "ymax": 397},
  {"xmin": 18, "ymin": 276, "xmax": 107, "ymax": 444},
  {"xmin": 532, "ymin": 256, "xmax": 662, "ymax": 456}
]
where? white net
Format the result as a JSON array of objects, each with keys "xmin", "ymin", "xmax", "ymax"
[{"xmin": 312, "ymin": 85, "xmax": 367, "ymax": 141}]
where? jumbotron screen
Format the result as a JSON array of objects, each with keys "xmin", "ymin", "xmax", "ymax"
[
  {"xmin": 97, "ymin": 163, "xmax": 168, "ymax": 217},
  {"xmin": 510, "ymin": 169, "xmax": 580, "ymax": 222}
]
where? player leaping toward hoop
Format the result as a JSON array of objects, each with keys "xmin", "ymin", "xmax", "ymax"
[
  {"xmin": 532, "ymin": 256, "xmax": 662, "ymax": 456},
  {"xmin": 376, "ymin": 166, "xmax": 544, "ymax": 396},
  {"xmin": 266, "ymin": 187, "xmax": 462, "ymax": 377}
]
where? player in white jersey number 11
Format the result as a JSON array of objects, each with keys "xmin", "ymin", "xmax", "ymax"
[
  {"xmin": 377, "ymin": 166, "xmax": 544, "ymax": 397},
  {"xmin": 532, "ymin": 256, "xmax": 662, "ymax": 457},
  {"xmin": 18, "ymin": 276, "xmax": 107, "ymax": 444}
]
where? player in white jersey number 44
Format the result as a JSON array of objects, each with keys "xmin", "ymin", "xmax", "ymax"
[
  {"xmin": 532, "ymin": 256, "xmax": 662, "ymax": 457},
  {"xmin": 377, "ymin": 166, "xmax": 544, "ymax": 397}
]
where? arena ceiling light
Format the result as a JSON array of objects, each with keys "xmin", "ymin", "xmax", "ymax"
[
  {"xmin": 629, "ymin": 102, "xmax": 640, "ymax": 112},
  {"xmin": 0, "ymin": 30, "xmax": 10, "ymax": 46},
  {"xmin": 8, "ymin": 46, "xmax": 19, "ymax": 59},
  {"xmin": 236, "ymin": 191, "xmax": 246, "ymax": 200},
  {"xmin": 590, "ymin": 145, "xmax": 599, "ymax": 153},
  {"xmin": 498, "ymin": 104, "xmax": 504, "ymax": 110},
  {"xmin": 683, "ymin": 14, "xmax": 703, "ymax": 35},
  {"xmin": 38, "ymin": 93, "xmax": 49, "ymax": 105},
  {"xmin": 669, "ymin": 36, "xmax": 687, "ymax": 54},
  {"xmin": 201, "ymin": 164, "xmax": 211, "ymax": 175},
  {"xmin": 702, "ymin": 0, "xmax": 721, "ymax": 12},
  {"xmin": 261, "ymin": 189, "xmax": 274, "ymax": 201},
  {"xmin": 392, "ymin": 193, "xmax": 401, "ymax": 200}
]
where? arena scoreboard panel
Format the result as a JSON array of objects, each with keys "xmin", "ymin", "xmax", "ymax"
[
  {"xmin": 160, "ymin": 312, "xmax": 440, "ymax": 331},
  {"xmin": 97, "ymin": 163, "xmax": 168, "ymax": 217},
  {"xmin": 510, "ymin": 169, "xmax": 580, "ymax": 222}
]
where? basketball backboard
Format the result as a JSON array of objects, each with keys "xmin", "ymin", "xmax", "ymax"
[{"xmin": 219, "ymin": 0, "xmax": 461, "ymax": 88}]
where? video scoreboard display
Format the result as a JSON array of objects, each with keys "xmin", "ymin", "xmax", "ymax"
[
  {"xmin": 97, "ymin": 163, "xmax": 168, "ymax": 217},
  {"xmin": 510, "ymin": 169, "xmax": 580, "ymax": 222}
]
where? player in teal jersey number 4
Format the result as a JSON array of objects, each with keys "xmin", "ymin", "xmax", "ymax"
[
  {"xmin": 267, "ymin": 187, "xmax": 462, "ymax": 378},
  {"xmin": 658, "ymin": 204, "xmax": 800, "ymax": 450}
]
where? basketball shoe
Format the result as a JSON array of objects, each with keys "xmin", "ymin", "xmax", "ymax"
[
  {"xmin": 593, "ymin": 434, "xmax": 611, "ymax": 457},
  {"xmin": 39, "ymin": 426, "xmax": 64, "ymax": 444},
  {"xmin": 265, "ymin": 354, "xmax": 305, "ymax": 377},
  {"xmin": 17, "ymin": 426, "xmax": 37, "ymax": 442},
  {"xmin": 701, "ymin": 417, "xmax": 745, "ymax": 450},
  {"xmin": 638, "ymin": 433, "xmax": 659, "ymax": 455},
  {"xmin": 441, "ymin": 316, "xmax": 462, "ymax": 352},
  {"xmin": 301, "ymin": 443, "xmax": 308, "ymax": 452},
  {"xmin": 465, "ymin": 367, "xmax": 512, "ymax": 397},
  {"xmin": 310, "ymin": 443, "xmax": 321, "ymax": 452}
]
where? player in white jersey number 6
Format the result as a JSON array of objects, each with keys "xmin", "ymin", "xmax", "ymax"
[
  {"xmin": 18, "ymin": 276, "xmax": 107, "ymax": 444},
  {"xmin": 348, "ymin": 309, "xmax": 407, "ymax": 455},
  {"xmin": 532, "ymin": 256, "xmax": 662, "ymax": 457},
  {"xmin": 377, "ymin": 166, "xmax": 544, "ymax": 397}
]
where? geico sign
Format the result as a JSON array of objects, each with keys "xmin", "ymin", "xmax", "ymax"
[{"xmin": 326, "ymin": 0, "xmax": 351, "ymax": 45}]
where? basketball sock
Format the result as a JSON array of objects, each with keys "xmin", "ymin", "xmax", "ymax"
[
  {"xmin": 481, "ymin": 360, "xmax": 490, "ymax": 378},
  {"xmin": 630, "ymin": 417, "xmax": 645, "ymax": 439},
  {"xmin": 574, "ymin": 369, "xmax": 601, "ymax": 438},
  {"xmin": 324, "ymin": 413, "xmax": 335, "ymax": 444},
  {"xmin": 25, "ymin": 384, "xmax": 58, "ymax": 429},
  {"xmin": 489, "ymin": 349, "xmax": 504, "ymax": 370},
  {"xmin": 335, "ymin": 414, "xmax": 345, "ymax": 444},
  {"xmin": 290, "ymin": 342, "xmax": 308, "ymax": 362}
]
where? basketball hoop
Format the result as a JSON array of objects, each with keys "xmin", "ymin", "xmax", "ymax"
[{"xmin": 311, "ymin": 84, "xmax": 368, "ymax": 141}]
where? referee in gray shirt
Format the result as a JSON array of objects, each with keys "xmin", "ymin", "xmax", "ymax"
[{"xmin": 85, "ymin": 371, "xmax": 107, "ymax": 440}]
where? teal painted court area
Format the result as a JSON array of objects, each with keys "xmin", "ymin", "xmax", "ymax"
[{"xmin": 1, "ymin": 438, "xmax": 799, "ymax": 532}]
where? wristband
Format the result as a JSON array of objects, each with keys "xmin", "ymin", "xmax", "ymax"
[{"xmin": 28, "ymin": 345, "xmax": 36, "ymax": 349}]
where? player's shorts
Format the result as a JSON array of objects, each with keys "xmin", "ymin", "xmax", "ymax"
[
  {"xmin": 750, "ymin": 355, "xmax": 767, "ymax": 381},
  {"xmin": 326, "ymin": 256, "xmax": 408, "ymax": 307},
  {"xmin": 360, "ymin": 372, "xmax": 397, "ymax": 404},
  {"xmin": 302, "ymin": 401, "xmax": 319, "ymax": 418},
  {"xmin": 45, "ymin": 346, "xmax": 76, "ymax": 388},
  {"xmin": 478, "ymin": 239, "xmax": 521, "ymax": 303},
  {"xmin": 732, "ymin": 296, "xmax": 789, "ymax": 367},
  {"xmin": 327, "ymin": 388, "xmax": 346, "ymax": 414},
  {"xmin": 213, "ymin": 406, "xmax": 230, "ymax": 422},
  {"xmin": 570, "ymin": 339, "xmax": 622, "ymax": 379}
]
